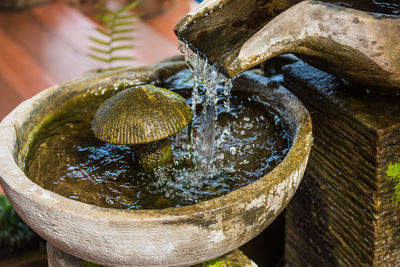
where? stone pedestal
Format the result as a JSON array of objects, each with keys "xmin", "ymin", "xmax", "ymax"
[
  {"xmin": 46, "ymin": 242, "xmax": 257, "ymax": 267},
  {"xmin": 283, "ymin": 61, "xmax": 400, "ymax": 266}
]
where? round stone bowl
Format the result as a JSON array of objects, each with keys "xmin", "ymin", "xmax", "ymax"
[{"xmin": 0, "ymin": 61, "xmax": 312, "ymax": 266}]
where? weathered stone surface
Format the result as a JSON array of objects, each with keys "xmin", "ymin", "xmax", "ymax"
[
  {"xmin": 47, "ymin": 243, "xmax": 85, "ymax": 267},
  {"xmin": 0, "ymin": 61, "xmax": 312, "ymax": 266},
  {"xmin": 92, "ymin": 85, "xmax": 193, "ymax": 145},
  {"xmin": 175, "ymin": 0, "xmax": 400, "ymax": 92},
  {"xmin": 283, "ymin": 61, "xmax": 400, "ymax": 266},
  {"xmin": 47, "ymin": 242, "xmax": 258, "ymax": 267}
]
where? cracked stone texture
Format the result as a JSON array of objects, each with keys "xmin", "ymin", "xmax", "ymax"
[{"xmin": 283, "ymin": 61, "xmax": 400, "ymax": 266}]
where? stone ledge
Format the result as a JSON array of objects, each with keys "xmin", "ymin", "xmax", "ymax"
[{"xmin": 47, "ymin": 242, "xmax": 257, "ymax": 267}]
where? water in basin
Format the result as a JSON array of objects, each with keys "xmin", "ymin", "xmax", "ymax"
[{"xmin": 24, "ymin": 69, "xmax": 289, "ymax": 210}]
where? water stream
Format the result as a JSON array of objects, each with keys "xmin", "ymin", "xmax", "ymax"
[{"xmin": 180, "ymin": 42, "xmax": 233, "ymax": 172}]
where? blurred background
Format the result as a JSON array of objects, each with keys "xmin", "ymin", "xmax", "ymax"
[{"xmin": 0, "ymin": 0, "xmax": 199, "ymax": 120}]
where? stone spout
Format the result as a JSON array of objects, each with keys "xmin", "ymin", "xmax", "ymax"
[{"xmin": 175, "ymin": 0, "xmax": 400, "ymax": 92}]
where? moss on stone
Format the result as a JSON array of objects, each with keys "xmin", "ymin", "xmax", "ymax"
[
  {"xmin": 201, "ymin": 258, "xmax": 239, "ymax": 267},
  {"xmin": 386, "ymin": 162, "xmax": 400, "ymax": 203},
  {"xmin": 198, "ymin": 250, "xmax": 250, "ymax": 267}
]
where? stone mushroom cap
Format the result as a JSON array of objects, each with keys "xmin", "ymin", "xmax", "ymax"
[{"xmin": 92, "ymin": 84, "xmax": 193, "ymax": 145}]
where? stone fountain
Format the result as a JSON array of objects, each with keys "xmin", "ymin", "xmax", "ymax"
[
  {"xmin": 174, "ymin": 0, "xmax": 400, "ymax": 265},
  {"xmin": 0, "ymin": 61, "xmax": 312, "ymax": 266},
  {"xmin": 1, "ymin": 0, "xmax": 398, "ymax": 265}
]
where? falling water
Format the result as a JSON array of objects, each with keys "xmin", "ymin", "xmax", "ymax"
[{"xmin": 180, "ymin": 43, "xmax": 233, "ymax": 170}]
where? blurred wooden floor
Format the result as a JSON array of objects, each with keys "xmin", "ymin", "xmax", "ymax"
[
  {"xmin": 0, "ymin": 0, "xmax": 188, "ymax": 119},
  {"xmin": 0, "ymin": 0, "xmax": 192, "ymax": 194}
]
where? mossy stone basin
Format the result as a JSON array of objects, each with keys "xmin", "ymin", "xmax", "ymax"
[{"xmin": 0, "ymin": 61, "xmax": 312, "ymax": 266}]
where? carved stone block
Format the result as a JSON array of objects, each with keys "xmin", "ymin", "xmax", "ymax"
[{"xmin": 283, "ymin": 61, "xmax": 400, "ymax": 266}]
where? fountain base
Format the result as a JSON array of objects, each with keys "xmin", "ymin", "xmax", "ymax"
[
  {"xmin": 283, "ymin": 61, "xmax": 400, "ymax": 266},
  {"xmin": 46, "ymin": 242, "xmax": 257, "ymax": 267}
]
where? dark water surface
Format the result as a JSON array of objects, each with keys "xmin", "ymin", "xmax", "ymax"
[{"xmin": 25, "ymin": 70, "xmax": 289, "ymax": 210}]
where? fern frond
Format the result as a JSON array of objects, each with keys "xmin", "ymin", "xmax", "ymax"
[
  {"xmin": 113, "ymin": 28, "xmax": 136, "ymax": 34},
  {"xmin": 89, "ymin": 37, "xmax": 110, "ymax": 46},
  {"xmin": 115, "ymin": 14, "xmax": 140, "ymax": 20},
  {"xmin": 100, "ymin": 15, "xmax": 114, "ymax": 23},
  {"xmin": 111, "ymin": 36, "xmax": 135, "ymax": 42},
  {"xmin": 88, "ymin": 0, "xmax": 140, "ymax": 71},
  {"xmin": 109, "ymin": 56, "xmax": 134, "ymax": 62},
  {"xmin": 95, "ymin": 28, "xmax": 112, "ymax": 37},
  {"xmin": 110, "ymin": 45, "xmax": 134, "ymax": 52},
  {"xmin": 113, "ymin": 21, "xmax": 136, "ymax": 28},
  {"xmin": 89, "ymin": 46, "xmax": 110, "ymax": 54},
  {"xmin": 117, "ymin": 1, "xmax": 139, "ymax": 14},
  {"xmin": 88, "ymin": 53, "xmax": 110, "ymax": 63}
]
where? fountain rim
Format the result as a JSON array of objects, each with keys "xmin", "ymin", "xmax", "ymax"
[{"xmin": 0, "ymin": 61, "xmax": 312, "ymax": 222}]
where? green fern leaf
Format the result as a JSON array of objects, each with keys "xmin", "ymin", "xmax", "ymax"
[
  {"xmin": 111, "ymin": 36, "xmax": 135, "ymax": 42},
  {"xmin": 88, "ymin": 0, "xmax": 139, "ymax": 70},
  {"xmin": 95, "ymin": 28, "xmax": 111, "ymax": 37},
  {"xmin": 113, "ymin": 28, "xmax": 136, "ymax": 34},
  {"xmin": 89, "ymin": 37, "xmax": 110, "ymax": 46},
  {"xmin": 109, "ymin": 56, "xmax": 134, "ymax": 62},
  {"xmin": 117, "ymin": 1, "xmax": 139, "ymax": 14},
  {"xmin": 115, "ymin": 14, "xmax": 140, "ymax": 20},
  {"xmin": 89, "ymin": 46, "xmax": 110, "ymax": 55},
  {"xmin": 88, "ymin": 53, "xmax": 110, "ymax": 63},
  {"xmin": 100, "ymin": 15, "xmax": 113, "ymax": 22},
  {"xmin": 113, "ymin": 21, "xmax": 135, "ymax": 27},
  {"xmin": 110, "ymin": 45, "xmax": 134, "ymax": 52},
  {"xmin": 102, "ymin": 22, "xmax": 135, "ymax": 30}
]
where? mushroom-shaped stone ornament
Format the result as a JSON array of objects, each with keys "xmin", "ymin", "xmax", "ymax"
[{"xmin": 92, "ymin": 84, "xmax": 193, "ymax": 170}]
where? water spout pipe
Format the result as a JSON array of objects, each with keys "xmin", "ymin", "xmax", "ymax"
[{"xmin": 175, "ymin": 0, "xmax": 400, "ymax": 92}]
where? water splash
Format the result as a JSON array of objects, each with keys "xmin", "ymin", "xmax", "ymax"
[{"xmin": 180, "ymin": 42, "xmax": 233, "ymax": 171}]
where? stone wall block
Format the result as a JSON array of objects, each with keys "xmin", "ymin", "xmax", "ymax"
[{"xmin": 283, "ymin": 61, "xmax": 400, "ymax": 266}]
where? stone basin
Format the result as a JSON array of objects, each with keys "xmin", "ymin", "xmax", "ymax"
[{"xmin": 0, "ymin": 61, "xmax": 312, "ymax": 266}]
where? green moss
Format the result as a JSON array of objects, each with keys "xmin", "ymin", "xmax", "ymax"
[
  {"xmin": 201, "ymin": 258, "xmax": 240, "ymax": 267},
  {"xmin": 136, "ymin": 139, "xmax": 172, "ymax": 171},
  {"xmin": 19, "ymin": 82, "xmax": 135, "ymax": 172},
  {"xmin": 386, "ymin": 162, "xmax": 400, "ymax": 203}
]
